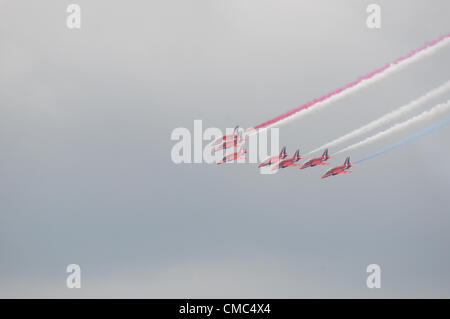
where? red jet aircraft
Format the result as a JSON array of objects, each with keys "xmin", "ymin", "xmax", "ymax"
[
  {"xmin": 214, "ymin": 131, "xmax": 246, "ymax": 152},
  {"xmin": 217, "ymin": 146, "xmax": 248, "ymax": 164},
  {"xmin": 211, "ymin": 126, "xmax": 240, "ymax": 146},
  {"xmin": 321, "ymin": 156, "xmax": 355, "ymax": 179},
  {"xmin": 258, "ymin": 146, "xmax": 290, "ymax": 168},
  {"xmin": 272, "ymin": 150, "xmax": 303, "ymax": 170},
  {"xmin": 300, "ymin": 149, "xmax": 333, "ymax": 169}
]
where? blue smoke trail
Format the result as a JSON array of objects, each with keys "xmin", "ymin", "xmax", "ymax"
[{"xmin": 355, "ymin": 116, "xmax": 450, "ymax": 164}]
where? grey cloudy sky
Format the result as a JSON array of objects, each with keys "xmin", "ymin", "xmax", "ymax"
[{"xmin": 1, "ymin": 0, "xmax": 450, "ymax": 298}]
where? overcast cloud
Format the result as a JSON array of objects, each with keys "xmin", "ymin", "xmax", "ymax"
[{"xmin": 1, "ymin": 0, "xmax": 450, "ymax": 298}]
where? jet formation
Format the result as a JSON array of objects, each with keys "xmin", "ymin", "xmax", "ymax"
[{"xmin": 211, "ymin": 126, "xmax": 354, "ymax": 178}]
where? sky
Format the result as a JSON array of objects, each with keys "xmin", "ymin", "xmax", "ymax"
[{"xmin": 1, "ymin": 0, "xmax": 450, "ymax": 298}]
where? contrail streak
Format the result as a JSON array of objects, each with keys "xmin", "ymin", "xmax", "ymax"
[
  {"xmin": 335, "ymin": 100, "xmax": 450, "ymax": 154},
  {"xmin": 307, "ymin": 80, "xmax": 450, "ymax": 155},
  {"xmin": 250, "ymin": 34, "xmax": 450, "ymax": 131},
  {"xmin": 355, "ymin": 116, "xmax": 450, "ymax": 164}
]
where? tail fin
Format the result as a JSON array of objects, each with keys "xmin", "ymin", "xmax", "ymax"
[
  {"xmin": 344, "ymin": 156, "xmax": 351, "ymax": 167},
  {"xmin": 234, "ymin": 130, "xmax": 242, "ymax": 142},
  {"xmin": 279, "ymin": 146, "xmax": 287, "ymax": 158},
  {"xmin": 293, "ymin": 149, "xmax": 301, "ymax": 161},
  {"xmin": 322, "ymin": 148, "xmax": 329, "ymax": 158}
]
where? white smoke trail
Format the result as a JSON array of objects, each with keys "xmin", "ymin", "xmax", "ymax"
[
  {"xmin": 335, "ymin": 100, "xmax": 450, "ymax": 154},
  {"xmin": 258, "ymin": 35, "xmax": 450, "ymax": 131},
  {"xmin": 307, "ymin": 80, "xmax": 450, "ymax": 155}
]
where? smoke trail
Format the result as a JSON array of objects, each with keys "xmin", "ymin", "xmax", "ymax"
[
  {"xmin": 251, "ymin": 34, "xmax": 450, "ymax": 130},
  {"xmin": 307, "ymin": 80, "xmax": 450, "ymax": 155},
  {"xmin": 355, "ymin": 116, "xmax": 450, "ymax": 164},
  {"xmin": 336, "ymin": 100, "xmax": 450, "ymax": 154}
]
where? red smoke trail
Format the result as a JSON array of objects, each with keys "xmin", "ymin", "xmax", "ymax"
[{"xmin": 251, "ymin": 34, "xmax": 450, "ymax": 131}]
